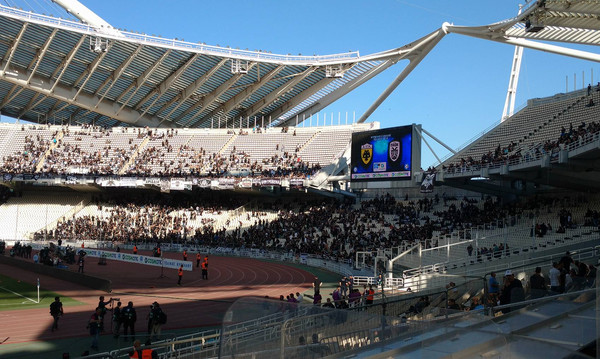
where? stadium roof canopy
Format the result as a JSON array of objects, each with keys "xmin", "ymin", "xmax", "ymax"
[
  {"xmin": 445, "ymin": 0, "xmax": 600, "ymax": 62},
  {"xmin": 0, "ymin": 0, "xmax": 600, "ymax": 129},
  {"xmin": 0, "ymin": 0, "xmax": 446, "ymax": 129}
]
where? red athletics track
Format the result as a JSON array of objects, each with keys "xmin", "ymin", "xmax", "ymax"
[{"xmin": 0, "ymin": 250, "xmax": 313, "ymax": 345}]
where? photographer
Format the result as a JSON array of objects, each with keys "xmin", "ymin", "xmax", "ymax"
[
  {"xmin": 88, "ymin": 308, "xmax": 103, "ymax": 351},
  {"xmin": 122, "ymin": 301, "xmax": 137, "ymax": 341},
  {"xmin": 112, "ymin": 301, "xmax": 122, "ymax": 338},
  {"xmin": 148, "ymin": 302, "xmax": 165, "ymax": 341},
  {"xmin": 97, "ymin": 296, "xmax": 114, "ymax": 331},
  {"xmin": 49, "ymin": 296, "xmax": 63, "ymax": 332}
]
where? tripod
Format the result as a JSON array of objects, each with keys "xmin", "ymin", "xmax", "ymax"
[{"xmin": 158, "ymin": 252, "xmax": 167, "ymax": 279}]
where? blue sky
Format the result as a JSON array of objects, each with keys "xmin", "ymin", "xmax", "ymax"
[{"xmin": 5, "ymin": 0, "xmax": 600, "ymax": 168}]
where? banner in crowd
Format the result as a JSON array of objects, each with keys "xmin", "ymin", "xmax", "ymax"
[
  {"xmin": 84, "ymin": 248, "xmax": 193, "ymax": 271},
  {"xmin": 144, "ymin": 178, "xmax": 161, "ymax": 186},
  {"xmin": 260, "ymin": 178, "xmax": 281, "ymax": 187},
  {"xmin": 2, "ymin": 172, "xmax": 305, "ymax": 191},
  {"xmin": 170, "ymin": 177, "xmax": 186, "ymax": 191},
  {"xmin": 160, "ymin": 180, "xmax": 170, "ymax": 193},
  {"xmin": 289, "ymin": 178, "xmax": 305, "ymax": 188},
  {"xmin": 196, "ymin": 178, "xmax": 212, "ymax": 188},
  {"xmin": 420, "ymin": 172, "xmax": 436, "ymax": 193},
  {"xmin": 238, "ymin": 178, "xmax": 253, "ymax": 188}
]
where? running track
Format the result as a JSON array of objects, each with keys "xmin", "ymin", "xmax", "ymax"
[{"xmin": 0, "ymin": 250, "xmax": 313, "ymax": 345}]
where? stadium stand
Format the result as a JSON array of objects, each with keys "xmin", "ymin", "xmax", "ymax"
[
  {"xmin": 0, "ymin": 123, "xmax": 372, "ymax": 178},
  {"xmin": 2, "ymin": 0, "xmax": 600, "ymax": 357},
  {"xmin": 442, "ymin": 89, "xmax": 600, "ymax": 174}
]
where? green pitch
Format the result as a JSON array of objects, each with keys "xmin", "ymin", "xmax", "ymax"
[{"xmin": 0, "ymin": 274, "xmax": 84, "ymax": 311}]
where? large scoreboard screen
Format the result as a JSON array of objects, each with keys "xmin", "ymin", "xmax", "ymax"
[{"xmin": 351, "ymin": 125, "xmax": 413, "ymax": 181}]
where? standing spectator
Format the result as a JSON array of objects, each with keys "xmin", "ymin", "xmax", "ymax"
[
  {"xmin": 183, "ymin": 249, "xmax": 187, "ymax": 261},
  {"xmin": 196, "ymin": 253, "xmax": 201, "ymax": 268},
  {"xmin": 499, "ymin": 270, "xmax": 524, "ymax": 313},
  {"xmin": 340, "ymin": 277, "xmax": 348, "ymax": 298},
  {"xmin": 122, "ymin": 301, "xmax": 137, "ymax": 342},
  {"xmin": 133, "ymin": 245, "xmax": 138, "ymax": 255},
  {"xmin": 112, "ymin": 301, "xmax": 122, "ymax": 338},
  {"xmin": 549, "ymin": 262, "xmax": 562, "ymax": 293},
  {"xmin": 529, "ymin": 267, "xmax": 547, "ymax": 299},
  {"xmin": 348, "ymin": 288, "xmax": 362, "ymax": 307},
  {"xmin": 177, "ymin": 265, "xmax": 183, "ymax": 286},
  {"xmin": 365, "ymin": 285, "xmax": 375, "ymax": 305},
  {"xmin": 488, "ymin": 272, "xmax": 500, "ymax": 305},
  {"xmin": 49, "ymin": 296, "xmax": 63, "ymax": 332},
  {"xmin": 332, "ymin": 286, "xmax": 342, "ymax": 308},
  {"xmin": 88, "ymin": 308, "xmax": 103, "ymax": 351},
  {"xmin": 312, "ymin": 276, "xmax": 321, "ymax": 295},
  {"xmin": 78, "ymin": 255, "xmax": 85, "ymax": 273},
  {"xmin": 560, "ymin": 251, "xmax": 574, "ymax": 273}
]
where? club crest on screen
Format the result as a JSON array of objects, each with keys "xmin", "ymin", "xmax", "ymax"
[
  {"xmin": 361, "ymin": 143, "xmax": 373, "ymax": 165},
  {"xmin": 389, "ymin": 141, "xmax": 400, "ymax": 162}
]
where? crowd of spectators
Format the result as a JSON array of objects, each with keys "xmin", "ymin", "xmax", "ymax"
[
  {"xmin": 0, "ymin": 124, "xmax": 330, "ymax": 179},
  {"xmin": 34, "ymin": 194, "xmax": 246, "ymax": 243},
  {"xmin": 443, "ymin": 105, "xmax": 600, "ymax": 174},
  {"xmin": 31, "ymin": 191, "xmax": 591, "ymax": 264}
]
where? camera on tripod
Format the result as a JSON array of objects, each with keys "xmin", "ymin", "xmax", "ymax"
[{"xmin": 112, "ymin": 297, "xmax": 120, "ymax": 301}]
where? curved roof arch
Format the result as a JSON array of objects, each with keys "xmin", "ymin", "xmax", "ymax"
[{"xmin": 0, "ymin": 2, "xmax": 443, "ymax": 128}]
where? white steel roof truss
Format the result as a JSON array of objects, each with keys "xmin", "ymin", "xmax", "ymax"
[
  {"xmin": 71, "ymin": 48, "xmax": 109, "ymax": 101},
  {"xmin": 158, "ymin": 58, "xmax": 229, "ymax": 124},
  {"xmin": 1, "ymin": 22, "xmax": 28, "ymax": 74},
  {"xmin": 0, "ymin": 84, "xmax": 24, "ymax": 109},
  {"xmin": 134, "ymin": 53, "xmax": 199, "ymax": 111},
  {"xmin": 0, "ymin": 62, "xmax": 164, "ymax": 127},
  {"xmin": 74, "ymin": 44, "xmax": 145, "ymax": 120},
  {"xmin": 94, "ymin": 44, "xmax": 144, "ymax": 108},
  {"xmin": 207, "ymin": 65, "xmax": 285, "ymax": 121},
  {"xmin": 277, "ymin": 60, "xmax": 394, "ymax": 125},
  {"xmin": 48, "ymin": 34, "xmax": 87, "ymax": 94},
  {"xmin": 115, "ymin": 49, "xmax": 171, "ymax": 116},
  {"xmin": 42, "ymin": 34, "xmax": 88, "ymax": 119},
  {"xmin": 243, "ymin": 66, "xmax": 317, "ymax": 119},
  {"xmin": 26, "ymin": 28, "xmax": 58, "ymax": 85},
  {"xmin": 181, "ymin": 63, "xmax": 255, "ymax": 128}
]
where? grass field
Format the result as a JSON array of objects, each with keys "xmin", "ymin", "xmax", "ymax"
[{"xmin": 0, "ymin": 274, "xmax": 84, "ymax": 311}]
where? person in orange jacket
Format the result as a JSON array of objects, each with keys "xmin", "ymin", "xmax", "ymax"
[
  {"xmin": 177, "ymin": 265, "xmax": 183, "ymax": 286},
  {"xmin": 129, "ymin": 339, "xmax": 157, "ymax": 358},
  {"xmin": 183, "ymin": 250, "xmax": 187, "ymax": 261},
  {"xmin": 201, "ymin": 261, "xmax": 208, "ymax": 280},
  {"xmin": 133, "ymin": 245, "xmax": 138, "ymax": 255}
]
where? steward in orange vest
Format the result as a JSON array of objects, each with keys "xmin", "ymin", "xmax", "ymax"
[
  {"xmin": 177, "ymin": 265, "xmax": 183, "ymax": 286},
  {"xmin": 366, "ymin": 285, "xmax": 375, "ymax": 305},
  {"xmin": 201, "ymin": 261, "xmax": 208, "ymax": 280},
  {"xmin": 129, "ymin": 339, "xmax": 157, "ymax": 358}
]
